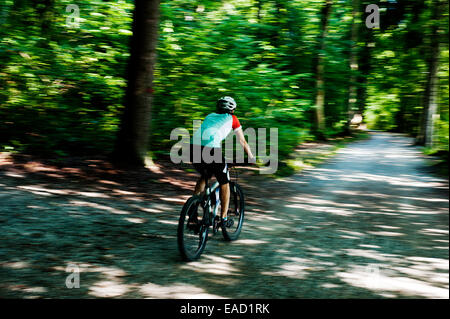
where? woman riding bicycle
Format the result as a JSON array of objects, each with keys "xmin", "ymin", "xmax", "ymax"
[{"xmin": 190, "ymin": 96, "xmax": 255, "ymax": 229}]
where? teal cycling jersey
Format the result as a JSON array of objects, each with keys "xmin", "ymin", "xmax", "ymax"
[{"xmin": 192, "ymin": 113, "xmax": 241, "ymax": 148}]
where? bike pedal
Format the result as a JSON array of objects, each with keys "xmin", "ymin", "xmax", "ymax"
[{"xmin": 224, "ymin": 219, "xmax": 234, "ymax": 228}]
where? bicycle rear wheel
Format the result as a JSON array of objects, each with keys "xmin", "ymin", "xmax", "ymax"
[
  {"xmin": 177, "ymin": 196, "xmax": 209, "ymax": 261},
  {"xmin": 222, "ymin": 182, "xmax": 245, "ymax": 241}
]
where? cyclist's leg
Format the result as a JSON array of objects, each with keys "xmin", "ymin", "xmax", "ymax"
[
  {"xmin": 193, "ymin": 177, "xmax": 206, "ymax": 195},
  {"xmin": 191, "ymin": 144, "xmax": 208, "ymax": 196},
  {"xmin": 192, "ymin": 162, "xmax": 210, "ymax": 196},
  {"xmin": 219, "ymin": 183, "xmax": 230, "ymax": 219},
  {"xmin": 212, "ymin": 162, "xmax": 231, "ymax": 220}
]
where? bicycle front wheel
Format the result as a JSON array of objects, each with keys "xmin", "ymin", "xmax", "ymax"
[
  {"xmin": 177, "ymin": 196, "xmax": 209, "ymax": 261},
  {"xmin": 222, "ymin": 182, "xmax": 245, "ymax": 241}
]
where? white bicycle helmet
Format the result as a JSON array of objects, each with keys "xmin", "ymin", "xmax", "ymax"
[{"xmin": 216, "ymin": 96, "xmax": 237, "ymax": 114}]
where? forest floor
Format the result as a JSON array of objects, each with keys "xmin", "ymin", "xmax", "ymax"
[{"xmin": 0, "ymin": 131, "xmax": 448, "ymax": 298}]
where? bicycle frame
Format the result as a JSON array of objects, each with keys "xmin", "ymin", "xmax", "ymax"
[
  {"xmin": 202, "ymin": 180, "xmax": 220, "ymax": 228},
  {"xmin": 204, "ymin": 164, "xmax": 241, "ymax": 224},
  {"xmin": 178, "ymin": 165, "xmax": 247, "ymax": 261},
  {"xmin": 199, "ymin": 164, "xmax": 245, "ymax": 229}
]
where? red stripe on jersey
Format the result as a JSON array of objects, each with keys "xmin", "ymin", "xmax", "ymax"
[{"xmin": 232, "ymin": 115, "xmax": 241, "ymax": 131}]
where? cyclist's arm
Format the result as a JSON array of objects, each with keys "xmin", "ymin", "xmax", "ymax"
[{"xmin": 235, "ymin": 128, "xmax": 255, "ymax": 161}]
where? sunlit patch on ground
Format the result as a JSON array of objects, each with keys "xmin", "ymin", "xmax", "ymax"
[
  {"xmin": 124, "ymin": 217, "xmax": 147, "ymax": 224},
  {"xmin": 89, "ymin": 280, "xmax": 132, "ymax": 298},
  {"xmin": 260, "ymin": 256, "xmax": 326, "ymax": 280},
  {"xmin": 4, "ymin": 284, "xmax": 48, "ymax": 299},
  {"xmin": 69, "ymin": 200, "xmax": 131, "ymax": 215},
  {"xmin": 180, "ymin": 255, "xmax": 241, "ymax": 276},
  {"xmin": 337, "ymin": 263, "xmax": 449, "ymax": 299},
  {"xmin": 2, "ymin": 261, "xmax": 32, "ymax": 269},
  {"xmin": 139, "ymin": 282, "xmax": 226, "ymax": 299}
]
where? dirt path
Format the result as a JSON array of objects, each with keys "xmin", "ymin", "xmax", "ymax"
[{"xmin": 0, "ymin": 132, "xmax": 448, "ymax": 298}]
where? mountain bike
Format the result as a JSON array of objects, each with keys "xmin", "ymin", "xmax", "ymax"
[{"xmin": 177, "ymin": 163, "xmax": 250, "ymax": 261}]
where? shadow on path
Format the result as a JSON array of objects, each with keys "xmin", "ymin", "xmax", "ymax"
[{"xmin": 0, "ymin": 132, "xmax": 448, "ymax": 298}]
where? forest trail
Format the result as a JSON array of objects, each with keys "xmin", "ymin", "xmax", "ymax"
[{"xmin": 0, "ymin": 132, "xmax": 448, "ymax": 298}]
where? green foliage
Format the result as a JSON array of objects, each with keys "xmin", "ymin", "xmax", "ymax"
[
  {"xmin": 0, "ymin": 0, "xmax": 448, "ymax": 167},
  {"xmin": 0, "ymin": 0, "xmax": 133, "ymax": 156}
]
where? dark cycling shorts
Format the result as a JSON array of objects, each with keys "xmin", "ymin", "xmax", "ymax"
[{"xmin": 190, "ymin": 144, "xmax": 230, "ymax": 185}]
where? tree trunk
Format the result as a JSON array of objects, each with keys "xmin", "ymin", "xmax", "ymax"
[
  {"xmin": 35, "ymin": 0, "xmax": 55, "ymax": 36},
  {"xmin": 346, "ymin": 0, "xmax": 360, "ymax": 133},
  {"xmin": 32, "ymin": 0, "xmax": 55, "ymax": 48},
  {"xmin": 314, "ymin": 0, "xmax": 332, "ymax": 137},
  {"xmin": 356, "ymin": 29, "xmax": 372, "ymax": 126},
  {"xmin": 9, "ymin": 0, "xmax": 27, "ymax": 25},
  {"xmin": 394, "ymin": 0, "xmax": 424, "ymax": 134},
  {"xmin": 416, "ymin": 1, "xmax": 442, "ymax": 147},
  {"xmin": 112, "ymin": 0, "xmax": 160, "ymax": 167},
  {"xmin": 418, "ymin": 42, "xmax": 440, "ymax": 147},
  {"xmin": 256, "ymin": 0, "xmax": 262, "ymax": 24},
  {"xmin": 272, "ymin": 0, "xmax": 286, "ymax": 47}
]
